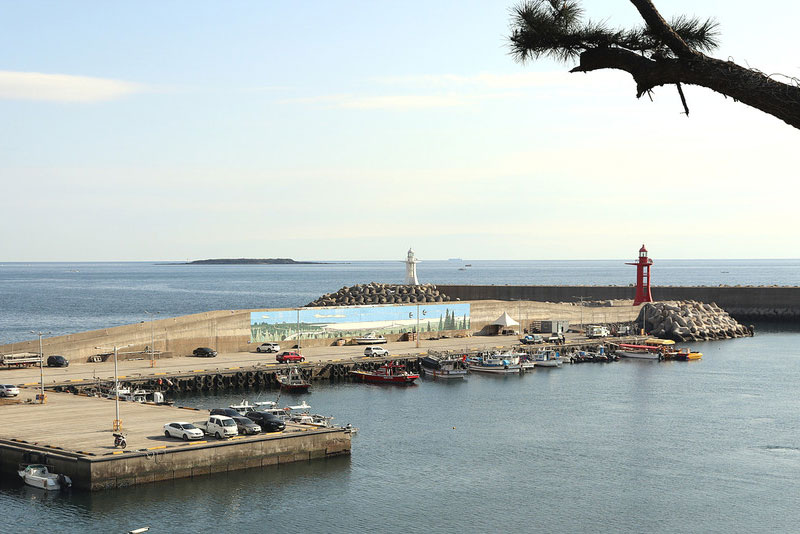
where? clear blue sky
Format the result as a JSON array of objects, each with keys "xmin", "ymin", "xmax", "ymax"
[{"xmin": 1, "ymin": 1, "xmax": 797, "ymax": 261}]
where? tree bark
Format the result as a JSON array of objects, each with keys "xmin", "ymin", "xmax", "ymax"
[{"xmin": 571, "ymin": 47, "xmax": 800, "ymax": 129}]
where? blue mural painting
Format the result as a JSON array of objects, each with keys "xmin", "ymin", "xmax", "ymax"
[{"xmin": 250, "ymin": 303, "xmax": 470, "ymax": 343}]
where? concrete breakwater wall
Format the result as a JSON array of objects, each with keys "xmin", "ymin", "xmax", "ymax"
[
  {"xmin": 438, "ymin": 285, "xmax": 800, "ymax": 321},
  {"xmin": 638, "ymin": 301, "xmax": 751, "ymax": 341},
  {"xmin": 0, "ymin": 301, "xmax": 641, "ymax": 363}
]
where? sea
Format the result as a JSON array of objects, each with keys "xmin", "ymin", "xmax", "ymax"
[{"xmin": 1, "ymin": 260, "xmax": 799, "ymax": 533}]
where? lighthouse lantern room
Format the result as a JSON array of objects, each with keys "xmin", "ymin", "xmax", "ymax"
[{"xmin": 626, "ymin": 244, "xmax": 653, "ymax": 305}]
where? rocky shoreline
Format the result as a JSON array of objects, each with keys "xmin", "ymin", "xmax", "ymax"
[{"xmin": 306, "ymin": 283, "xmax": 452, "ymax": 307}]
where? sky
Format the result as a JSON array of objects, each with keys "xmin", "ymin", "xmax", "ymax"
[{"xmin": 1, "ymin": 1, "xmax": 797, "ymax": 261}]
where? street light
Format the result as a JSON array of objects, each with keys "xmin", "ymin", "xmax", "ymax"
[
  {"xmin": 572, "ymin": 295, "xmax": 592, "ymax": 334},
  {"xmin": 144, "ymin": 310, "xmax": 158, "ymax": 368},
  {"xmin": 95, "ymin": 343, "xmax": 133, "ymax": 431},
  {"xmin": 30, "ymin": 330, "xmax": 51, "ymax": 404}
]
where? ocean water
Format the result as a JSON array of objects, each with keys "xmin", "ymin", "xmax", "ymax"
[{"xmin": 1, "ymin": 261, "xmax": 798, "ymax": 533}]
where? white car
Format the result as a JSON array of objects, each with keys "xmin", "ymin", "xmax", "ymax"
[
  {"xmin": 0, "ymin": 384, "xmax": 20, "ymax": 397},
  {"xmin": 256, "ymin": 342, "xmax": 280, "ymax": 353},
  {"xmin": 364, "ymin": 346, "xmax": 389, "ymax": 357},
  {"xmin": 163, "ymin": 422, "xmax": 205, "ymax": 441}
]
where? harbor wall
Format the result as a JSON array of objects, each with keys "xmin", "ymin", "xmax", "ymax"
[
  {"xmin": 438, "ymin": 285, "xmax": 800, "ymax": 321},
  {"xmin": 0, "ymin": 429, "xmax": 351, "ymax": 491},
  {"xmin": 0, "ymin": 301, "xmax": 642, "ymax": 362}
]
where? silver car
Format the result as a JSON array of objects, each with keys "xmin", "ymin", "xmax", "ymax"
[{"xmin": 232, "ymin": 416, "xmax": 262, "ymax": 435}]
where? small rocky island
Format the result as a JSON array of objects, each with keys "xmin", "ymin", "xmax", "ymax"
[{"xmin": 185, "ymin": 258, "xmax": 318, "ymax": 265}]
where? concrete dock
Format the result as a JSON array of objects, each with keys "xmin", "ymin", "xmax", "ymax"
[{"xmin": 0, "ymin": 391, "xmax": 351, "ymax": 490}]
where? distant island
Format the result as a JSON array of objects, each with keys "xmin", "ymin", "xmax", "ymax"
[{"xmin": 185, "ymin": 258, "xmax": 320, "ymax": 265}]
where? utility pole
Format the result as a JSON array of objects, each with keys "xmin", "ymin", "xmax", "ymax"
[
  {"xmin": 145, "ymin": 310, "xmax": 158, "ymax": 368},
  {"xmin": 31, "ymin": 330, "xmax": 51, "ymax": 404},
  {"xmin": 572, "ymin": 295, "xmax": 591, "ymax": 334},
  {"xmin": 96, "ymin": 344, "xmax": 133, "ymax": 431}
]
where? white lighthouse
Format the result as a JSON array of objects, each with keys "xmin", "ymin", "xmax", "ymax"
[{"xmin": 405, "ymin": 248, "xmax": 419, "ymax": 285}]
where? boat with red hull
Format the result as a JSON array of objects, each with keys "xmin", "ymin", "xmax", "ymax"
[
  {"xmin": 277, "ymin": 367, "xmax": 311, "ymax": 392},
  {"xmin": 350, "ymin": 361, "xmax": 419, "ymax": 384}
]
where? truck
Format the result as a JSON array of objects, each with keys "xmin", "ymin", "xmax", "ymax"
[
  {"xmin": 520, "ymin": 334, "xmax": 543, "ymax": 345},
  {"xmin": 586, "ymin": 325, "xmax": 610, "ymax": 339},
  {"xmin": 195, "ymin": 415, "xmax": 239, "ymax": 439},
  {"xmin": 0, "ymin": 352, "xmax": 42, "ymax": 369}
]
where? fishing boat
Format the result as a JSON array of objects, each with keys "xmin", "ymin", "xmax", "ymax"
[
  {"xmin": 353, "ymin": 333, "xmax": 387, "ymax": 345},
  {"xmin": 672, "ymin": 347, "xmax": 703, "ymax": 361},
  {"xmin": 350, "ymin": 361, "xmax": 419, "ymax": 384},
  {"xmin": 286, "ymin": 401, "xmax": 334, "ymax": 427},
  {"xmin": 18, "ymin": 464, "xmax": 72, "ymax": 491},
  {"xmin": 467, "ymin": 352, "xmax": 522, "ymax": 374},
  {"xmin": 119, "ymin": 389, "xmax": 172, "ymax": 405},
  {"xmin": 420, "ymin": 355, "xmax": 468, "ymax": 379},
  {"xmin": 229, "ymin": 399, "xmax": 276, "ymax": 415},
  {"xmin": 277, "ymin": 367, "xmax": 311, "ymax": 392},
  {"xmin": 531, "ymin": 350, "xmax": 563, "ymax": 368},
  {"xmin": 615, "ymin": 344, "xmax": 663, "ymax": 360}
]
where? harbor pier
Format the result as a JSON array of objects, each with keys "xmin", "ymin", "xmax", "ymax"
[{"xmin": 0, "ymin": 392, "xmax": 351, "ymax": 491}]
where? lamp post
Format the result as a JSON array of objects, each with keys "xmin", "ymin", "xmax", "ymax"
[
  {"xmin": 144, "ymin": 310, "xmax": 158, "ymax": 368},
  {"xmin": 96, "ymin": 344, "xmax": 132, "ymax": 431},
  {"xmin": 572, "ymin": 295, "xmax": 591, "ymax": 335},
  {"xmin": 31, "ymin": 330, "xmax": 51, "ymax": 404},
  {"xmin": 416, "ymin": 303, "xmax": 420, "ymax": 349}
]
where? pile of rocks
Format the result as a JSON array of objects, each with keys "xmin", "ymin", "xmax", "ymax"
[
  {"xmin": 306, "ymin": 283, "xmax": 451, "ymax": 307},
  {"xmin": 639, "ymin": 301, "xmax": 752, "ymax": 341}
]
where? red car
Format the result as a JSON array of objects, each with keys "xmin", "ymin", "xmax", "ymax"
[{"xmin": 276, "ymin": 351, "xmax": 305, "ymax": 363}]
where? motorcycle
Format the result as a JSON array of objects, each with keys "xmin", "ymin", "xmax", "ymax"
[{"xmin": 113, "ymin": 432, "xmax": 127, "ymax": 449}]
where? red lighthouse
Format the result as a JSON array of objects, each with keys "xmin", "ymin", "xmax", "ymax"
[{"xmin": 626, "ymin": 244, "xmax": 653, "ymax": 305}]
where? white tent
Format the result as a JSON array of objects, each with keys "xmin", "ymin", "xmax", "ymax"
[{"xmin": 491, "ymin": 312, "xmax": 519, "ymax": 327}]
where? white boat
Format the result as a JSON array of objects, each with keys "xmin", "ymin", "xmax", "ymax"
[
  {"xmin": 119, "ymin": 389, "xmax": 171, "ymax": 405},
  {"xmin": 229, "ymin": 399, "xmax": 276, "ymax": 415},
  {"xmin": 467, "ymin": 352, "xmax": 522, "ymax": 374},
  {"xmin": 420, "ymin": 355, "xmax": 468, "ymax": 379},
  {"xmin": 532, "ymin": 350, "xmax": 563, "ymax": 368},
  {"xmin": 287, "ymin": 401, "xmax": 335, "ymax": 427},
  {"xmin": 353, "ymin": 333, "xmax": 387, "ymax": 345},
  {"xmin": 616, "ymin": 350, "xmax": 661, "ymax": 360},
  {"xmin": 18, "ymin": 464, "xmax": 72, "ymax": 491}
]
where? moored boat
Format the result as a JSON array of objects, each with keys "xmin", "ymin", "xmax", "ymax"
[
  {"xmin": 18, "ymin": 464, "xmax": 72, "ymax": 491},
  {"xmin": 420, "ymin": 355, "xmax": 468, "ymax": 379},
  {"xmin": 350, "ymin": 361, "xmax": 419, "ymax": 384},
  {"xmin": 277, "ymin": 367, "xmax": 311, "ymax": 392},
  {"xmin": 467, "ymin": 352, "xmax": 522, "ymax": 374},
  {"xmin": 531, "ymin": 350, "xmax": 563, "ymax": 368},
  {"xmin": 672, "ymin": 347, "xmax": 703, "ymax": 361},
  {"xmin": 615, "ymin": 344, "xmax": 663, "ymax": 360}
]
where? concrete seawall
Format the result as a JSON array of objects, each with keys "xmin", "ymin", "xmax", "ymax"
[
  {"xmin": 0, "ymin": 301, "xmax": 642, "ymax": 363},
  {"xmin": 438, "ymin": 285, "xmax": 800, "ymax": 321}
]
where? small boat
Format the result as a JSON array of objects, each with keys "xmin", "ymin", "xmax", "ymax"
[
  {"xmin": 277, "ymin": 367, "xmax": 311, "ymax": 392},
  {"xmin": 354, "ymin": 333, "xmax": 387, "ymax": 345},
  {"xmin": 287, "ymin": 401, "xmax": 334, "ymax": 427},
  {"xmin": 672, "ymin": 348, "xmax": 703, "ymax": 361},
  {"xmin": 420, "ymin": 355, "xmax": 468, "ymax": 379},
  {"xmin": 616, "ymin": 344, "xmax": 663, "ymax": 360},
  {"xmin": 532, "ymin": 350, "xmax": 563, "ymax": 368},
  {"xmin": 119, "ymin": 389, "xmax": 172, "ymax": 405},
  {"xmin": 467, "ymin": 352, "xmax": 522, "ymax": 374},
  {"xmin": 18, "ymin": 464, "xmax": 72, "ymax": 491},
  {"xmin": 350, "ymin": 361, "xmax": 419, "ymax": 384},
  {"xmin": 229, "ymin": 399, "xmax": 276, "ymax": 415}
]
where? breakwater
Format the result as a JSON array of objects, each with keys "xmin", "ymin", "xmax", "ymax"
[{"xmin": 437, "ymin": 285, "xmax": 800, "ymax": 321}]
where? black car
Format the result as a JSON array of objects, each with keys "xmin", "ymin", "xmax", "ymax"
[
  {"xmin": 192, "ymin": 347, "xmax": 217, "ymax": 358},
  {"xmin": 210, "ymin": 408, "xmax": 241, "ymax": 418},
  {"xmin": 245, "ymin": 411, "xmax": 286, "ymax": 433},
  {"xmin": 47, "ymin": 355, "xmax": 69, "ymax": 367}
]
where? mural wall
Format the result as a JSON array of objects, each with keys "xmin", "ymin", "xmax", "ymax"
[{"xmin": 250, "ymin": 303, "xmax": 471, "ymax": 343}]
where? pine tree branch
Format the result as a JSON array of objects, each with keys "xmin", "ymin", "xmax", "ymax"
[{"xmin": 628, "ymin": 0, "xmax": 697, "ymax": 58}]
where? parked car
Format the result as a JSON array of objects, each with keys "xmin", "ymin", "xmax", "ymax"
[
  {"xmin": 276, "ymin": 351, "xmax": 304, "ymax": 363},
  {"xmin": 232, "ymin": 416, "xmax": 261, "ymax": 435},
  {"xmin": 192, "ymin": 347, "xmax": 217, "ymax": 358},
  {"xmin": 46, "ymin": 355, "xmax": 69, "ymax": 367},
  {"xmin": 0, "ymin": 384, "xmax": 20, "ymax": 397},
  {"xmin": 256, "ymin": 342, "xmax": 280, "ymax": 353},
  {"xmin": 520, "ymin": 334, "xmax": 543, "ymax": 345},
  {"xmin": 210, "ymin": 408, "xmax": 241, "ymax": 418},
  {"xmin": 364, "ymin": 346, "xmax": 389, "ymax": 357},
  {"xmin": 245, "ymin": 411, "xmax": 286, "ymax": 433},
  {"xmin": 196, "ymin": 415, "xmax": 238, "ymax": 439},
  {"xmin": 163, "ymin": 422, "xmax": 204, "ymax": 441}
]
